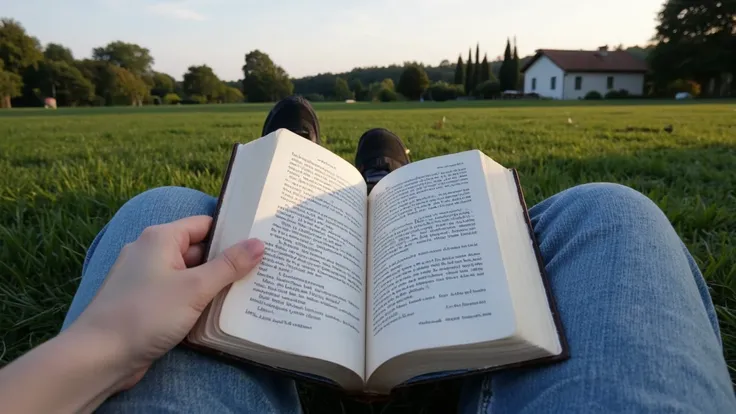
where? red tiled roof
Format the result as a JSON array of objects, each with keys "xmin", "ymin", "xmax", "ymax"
[{"xmin": 521, "ymin": 49, "xmax": 648, "ymax": 73}]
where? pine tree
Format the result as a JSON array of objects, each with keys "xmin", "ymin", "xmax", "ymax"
[
  {"xmin": 481, "ymin": 54, "xmax": 491, "ymax": 83},
  {"xmin": 512, "ymin": 37, "xmax": 521, "ymax": 90},
  {"xmin": 500, "ymin": 38, "xmax": 513, "ymax": 91},
  {"xmin": 454, "ymin": 54, "xmax": 465, "ymax": 86},
  {"xmin": 474, "ymin": 43, "xmax": 481, "ymax": 92},
  {"xmin": 465, "ymin": 49, "xmax": 474, "ymax": 96}
]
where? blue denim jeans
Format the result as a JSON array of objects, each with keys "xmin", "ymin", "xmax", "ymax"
[{"xmin": 62, "ymin": 183, "xmax": 736, "ymax": 413}]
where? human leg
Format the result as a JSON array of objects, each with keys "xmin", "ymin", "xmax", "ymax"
[
  {"xmin": 459, "ymin": 183, "xmax": 735, "ymax": 413},
  {"xmin": 62, "ymin": 187, "xmax": 301, "ymax": 414}
]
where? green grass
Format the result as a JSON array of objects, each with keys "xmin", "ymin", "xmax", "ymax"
[{"xmin": 1, "ymin": 101, "xmax": 734, "ymax": 412}]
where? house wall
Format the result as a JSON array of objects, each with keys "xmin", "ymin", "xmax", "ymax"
[
  {"xmin": 562, "ymin": 73, "xmax": 645, "ymax": 99},
  {"xmin": 523, "ymin": 56, "xmax": 564, "ymax": 99}
]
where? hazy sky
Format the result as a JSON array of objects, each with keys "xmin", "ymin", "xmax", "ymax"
[{"xmin": 2, "ymin": 0, "xmax": 662, "ymax": 80}]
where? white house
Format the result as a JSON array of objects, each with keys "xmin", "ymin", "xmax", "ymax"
[{"xmin": 521, "ymin": 47, "xmax": 647, "ymax": 99}]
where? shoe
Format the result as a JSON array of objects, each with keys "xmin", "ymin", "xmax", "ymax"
[
  {"xmin": 262, "ymin": 96, "xmax": 321, "ymax": 144},
  {"xmin": 354, "ymin": 128, "xmax": 410, "ymax": 194}
]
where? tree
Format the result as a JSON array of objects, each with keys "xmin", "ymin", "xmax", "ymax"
[
  {"xmin": 221, "ymin": 84, "xmax": 244, "ymax": 103},
  {"xmin": 650, "ymin": 0, "xmax": 736, "ymax": 96},
  {"xmin": 0, "ymin": 61, "xmax": 22, "ymax": 108},
  {"xmin": 242, "ymin": 50, "xmax": 294, "ymax": 102},
  {"xmin": 0, "ymin": 19, "xmax": 43, "ymax": 107},
  {"xmin": 92, "ymin": 41, "xmax": 154, "ymax": 75},
  {"xmin": 380, "ymin": 78, "xmax": 395, "ymax": 91},
  {"xmin": 378, "ymin": 88, "xmax": 398, "ymax": 102},
  {"xmin": 512, "ymin": 39, "xmax": 521, "ymax": 90},
  {"xmin": 499, "ymin": 39, "xmax": 514, "ymax": 91},
  {"xmin": 474, "ymin": 43, "xmax": 481, "ymax": 91},
  {"xmin": 465, "ymin": 49, "xmax": 474, "ymax": 96},
  {"xmin": 151, "ymin": 72, "xmax": 176, "ymax": 98},
  {"xmin": 397, "ymin": 64, "xmax": 430, "ymax": 100},
  {"xmin": 454, "ymin": 55, "xmax": 465, "ymax": 86},
  {"xmin": 111, "ymin": 66, "xmax": 149, "ymax": 105},
  {"xmin": 30, "ymin": 60, "xmax": 95, "ymax": 106},
  {"xmin": 333, "ymin": 77, "xmax": 353, "ymax": 100},
  {"xmin": 351, "ymin": 79, "xmax": 366, "ymax": 101},
  {"xmin": 480, "ymin": 54, "xmax": 491, "ymax": 83},
  {"xmin": 182, "ymin": 65, "xmax": 221, "ymax": 103},
  {"xmin": 75, "ymin": 59, "xmax": 117, "ymax": 105},
  {"xmin": 44, "ymin": 43, "xmax": 74, "ymax": 63}
]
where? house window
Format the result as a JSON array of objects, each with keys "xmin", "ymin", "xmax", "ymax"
[
  {"xmin": 532, "ymin": 78, "xmax": 536, "ymax": 91},
  {"xmin": 607, "ymin": 76, "xmax": 614, "ymax": 89},
  {"xmin": 575, "ymin": 76, "xmax": 582, "ymax": 90},
  {"xmin": 550, "ymin": 77, "xmax": 557, "ymax": 90}
]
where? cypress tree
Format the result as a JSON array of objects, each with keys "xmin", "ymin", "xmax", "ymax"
[
  {"xmin": 500, "ymin": 38, "xmax": 513, "ymax": 91},
  {"xmin": 465, "ymin": 49, "xmax": 474, "ymax": 95},
  {"xmin": 454, "ymin": 54, "xmax": 465, "ymax": 86},
  {"xmin": 474, "ymin": 43, "xmax": 481, "ymax": 92},
  {"xmin": 481, "ymin": 54, "xmax": 491, "ymax": 82}
]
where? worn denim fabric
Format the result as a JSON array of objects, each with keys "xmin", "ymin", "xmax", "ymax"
[
  {"xmin": 63, "ymin": 184, "xmax": 735, "ymax": 413},
  {"xmin": 459, "ymin": 183, "xmax": 735, "ymax": 413}
]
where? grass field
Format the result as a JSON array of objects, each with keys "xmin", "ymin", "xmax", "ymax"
[{"xmin": 1, "ymin": 100, "xmax": 734, "ymax": 412}]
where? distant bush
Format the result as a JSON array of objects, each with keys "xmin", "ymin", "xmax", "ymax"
[
  {"xmin": 92, "ymin": 96, "xmax": 106, "ymax": 107},
  {"xmin": 164, "ymin": 93, "xmax": 181, "ymax": 105},
  {"xmin": 474, "ymin": 80, "xmax": 501, "ymax": 99},
  {"xmin": 150, "ymin": 96, "xmax": 162, "ymax": 105},
  {"xmin": 667, "ymin": 79, "xmax": 701, "ymax": 97},
  {"xmin": 304, "ymin": 93, "xmax": 325, "ymax": 102},
  {"xmin": 180, "ymin": 95, "xmax": 206, "ymax": 105},
  {"xmin": 584, "ymin": 91, "xmax": 603, "ymax": 100},
  {"xmin": 605, "ymin": 89, "xmax": 630, "ymax": 99},
  {"xmin": 427, "ymin": 82, "xmax": 463, "ymax": 102},
  {"xmin": 378, "ymin": 88, "xmax": 398, "ymax": 102}
]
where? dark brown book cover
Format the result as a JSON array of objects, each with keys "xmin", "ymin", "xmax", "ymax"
[{"xmin": 185, "ymin": 147, "xmax": 570, "ymax": 397}]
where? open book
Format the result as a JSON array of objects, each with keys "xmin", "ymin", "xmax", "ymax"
[{"xmin": 187, "ymin": 129, "xmax": 568, "ymax": 395}]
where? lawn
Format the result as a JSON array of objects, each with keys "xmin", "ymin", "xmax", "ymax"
[{"xmin": 0, "ymin": 100, "xmax": 734, "ymax": 412}]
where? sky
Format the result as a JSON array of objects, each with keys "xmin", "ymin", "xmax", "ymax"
[{"xmin": 2, "ymin": 0, "xmax": 663, "ymax": 81}]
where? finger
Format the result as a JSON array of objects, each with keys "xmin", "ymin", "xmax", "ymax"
[
  {"xmin": 185, "ymin": 238, "xmax": 265, "ymax": 299},
  {"xmin": 158, "ymin": 216, "xmax": 213, "ymax": 255},
  {"xmin": 183, "ymin": 243, "xmax": 205, "ymax": 268}
]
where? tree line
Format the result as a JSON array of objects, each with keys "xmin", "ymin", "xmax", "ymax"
[
  {"xmin": 1, "ymin": 0, "xmax": 733, "ymax": 108},
  {"xmin": 0, "ymin": 19, "xmax": 249, "ymax": 108}
]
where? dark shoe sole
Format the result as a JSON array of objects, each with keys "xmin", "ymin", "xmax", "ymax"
[{"xmin": 262, "ymin": 95, "xmax": 321, "ymax": 144}]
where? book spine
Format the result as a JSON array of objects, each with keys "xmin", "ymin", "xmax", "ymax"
[{"xmin": 510, "ymin": 169, "xmax": 570, "ymax": 359}]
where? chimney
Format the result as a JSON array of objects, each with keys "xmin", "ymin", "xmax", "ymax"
[{"xmin": 597, "ymin": 45, "xmax": 609, "ymax": 57}]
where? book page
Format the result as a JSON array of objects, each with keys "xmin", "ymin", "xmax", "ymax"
[
  {"xmin": 219, "ymin": 131, "xmax": 368, "ymax": 379},
  {"xmin": 366, "ymin": 151, "xmax": 516, "ymax": 377}
]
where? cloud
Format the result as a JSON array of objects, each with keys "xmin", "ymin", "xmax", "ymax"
[{"xmin": 147, "ymin": 2, "xmax": 206, "ymax": 21}]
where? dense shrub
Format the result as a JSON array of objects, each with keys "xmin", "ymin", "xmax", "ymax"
[
  {"xmin": 378, "ymin": 88, "xmax": 398, "ymax": 102},
  {"xmin": 474, "ymin": 80, "xmax": 501, "ymax": 99},
  {"xmin": 163, "ymin": 93, "xmax": 181, "ymax": 104},
  {"xmin": 427, "ymin": 82, "xmax": 464, "ymax": 101},
  {"xmin": 584, "ymin": 91, "xmax": 603, "ymax": 100},
  {"xmin": 605, "ymin": 89, "xmax": 630, "ymax": 99}
]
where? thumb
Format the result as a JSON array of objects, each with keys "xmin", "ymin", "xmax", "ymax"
[{"xmin": 188, "ymin": 238, "xmax": 265, "ymax": 298}]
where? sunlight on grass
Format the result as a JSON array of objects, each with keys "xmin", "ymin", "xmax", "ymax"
[{"xmin": 0, "ymin": 101, "xmax": 734, "ymax": 412}]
